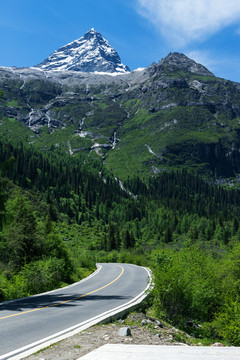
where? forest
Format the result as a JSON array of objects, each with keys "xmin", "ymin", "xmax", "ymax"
[{"xmin": 1, "ymin": 137, "xmax": 240, "ymax": 345}]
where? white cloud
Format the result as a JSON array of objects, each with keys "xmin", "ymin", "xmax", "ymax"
[
  {"xmin": 186, "ymin": 50, "xmax": 215, "ymax": 70},
  {"xmin": 137, "ymin": 0, "xmax": 240, "ymax": 46},
  {"xmin": 186, "ymin": 50, "xmax": 240, "ymax": 81}
]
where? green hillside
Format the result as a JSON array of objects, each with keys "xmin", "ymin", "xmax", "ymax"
[
  {"xmin": 1, "ymin": 54, "xmax": 240, "ymax": 345},
  {"xmin": 1, "ymin": 53, "xmax": 240, "ymax": 180}
]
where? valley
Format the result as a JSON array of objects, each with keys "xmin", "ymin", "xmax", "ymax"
[{"xmin": 1, "ymin": 29, "xmax": 240, "ymax": 348}]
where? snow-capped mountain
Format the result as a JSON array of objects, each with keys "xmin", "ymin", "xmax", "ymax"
[{"xmin": 35, "ymin": 28, "xmax": 130, "ymax": 73}]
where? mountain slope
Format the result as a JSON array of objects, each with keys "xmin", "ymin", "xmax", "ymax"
[
  {"xmin": 1, "ymin": 52, "xmax": 240, "ymax": 180},
  {"xmin": 34, "ymin": 28, "xmax": 130, "ymax": 73},
  {"xmin": 158, "ymin": 52, "xmax": 214, "ymax": 76}
]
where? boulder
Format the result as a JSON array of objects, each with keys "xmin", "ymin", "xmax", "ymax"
[
  {"xmin": 156, "ymin": 320, "xmax": 163, "ymax": 328},
  {"xmin": 118, "ymin": 327, "xmax": 131, "ymax": 337}
]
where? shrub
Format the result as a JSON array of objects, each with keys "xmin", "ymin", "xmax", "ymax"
[{"xmin": 152, "ymin": 244, "xmax": 240, "ymax": 345}]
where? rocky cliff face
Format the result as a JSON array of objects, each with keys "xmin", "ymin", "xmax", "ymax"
[
  {"xmin": 158, "ymin": 52, "xmax": 214, "ymax": 76},
  {"xmin": 1, "ymin": 52, "xmax": 240, "ymax": 179},
  {"xmin": 34, "ymin": 28, "xmax": 130, "ymax": 73}
]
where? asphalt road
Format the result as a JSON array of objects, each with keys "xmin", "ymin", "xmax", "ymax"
[{"xmin": 0, "ymin": 263, "xmax": 150, "ymax": 359}]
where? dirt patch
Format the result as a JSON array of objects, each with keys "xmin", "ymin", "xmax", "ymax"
[{"xmin": 25, "ymin": 313, "xmax": 193, "ymax": 360}]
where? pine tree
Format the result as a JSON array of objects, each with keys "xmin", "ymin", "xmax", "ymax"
[
  {"xmin": 123, "ymin": 229, "xmax": 131, "ymax": 249},
  {"xmin": 0, "ymin": 177, "xmax": 7, "ymax": 231},
  {"xmin": 164, "ymin": 226, "xmax": 172, "ymax": 243},
  {"xmin": 107, "ymin": 223, "xmax": 116, "ymax": 251},
  {"xmin": 6, "ymin": 196, "xmax": 43, "ymax": 270}
]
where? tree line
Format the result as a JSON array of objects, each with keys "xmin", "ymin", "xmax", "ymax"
[{"xmin": 1, "ymin": 138, "xmax": 240, "ymax": 346}]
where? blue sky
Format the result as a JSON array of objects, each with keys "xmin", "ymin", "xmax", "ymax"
[{"xmin": 1, "ymin": 0, "xmax": 240, "ymax": 81}]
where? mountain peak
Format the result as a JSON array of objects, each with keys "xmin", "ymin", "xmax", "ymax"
[
  {"xmin": 34, "ymin": 29, "xmax": 130, "ymax": 73},
  {"xmin": 82, "ymin": 28, "xmax": 101, "ymax": 40},
  {"xmin": 159, "ymin": 52, "xmax": 214, "ymax": 77}
]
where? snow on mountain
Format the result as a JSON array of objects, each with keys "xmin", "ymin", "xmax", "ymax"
[{"xmin": 35, "ymin": 28, "xmax": 130, "ymax": 74}]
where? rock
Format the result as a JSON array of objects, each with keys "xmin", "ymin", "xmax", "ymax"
[
  {"xmin": 156, "ymin": 333, "xmax": 161, "ymax": 338},
  {"xmin": 156, "ymin": 320, "xmax": 163, "ymax": 328},
  {"xmin": 35, "ymin": 29, "xmax": 130, "ymax": 73},
  {"xmin": 159, "ymin": 52, "xmax": 214, "ymax": 77},
  {"xmin": 141, "ymin": 319, "xmax": 148, "ymax": 326},
  {"xmin": 118, "ymin": 327, "xmax": 131, "ymax": 337},
  {"xmin": 211, "ymin": 342, "xmax": 225, "ymax": 347}
]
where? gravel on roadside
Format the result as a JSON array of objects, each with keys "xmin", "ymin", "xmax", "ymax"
[{"xmin": 25, "ymin": 313, "xmax": 195, "ymax": 360}]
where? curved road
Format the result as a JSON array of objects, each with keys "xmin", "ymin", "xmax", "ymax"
[{"xmin": 0, "ymin": 263, "xmax": 150, "ymax": 360}]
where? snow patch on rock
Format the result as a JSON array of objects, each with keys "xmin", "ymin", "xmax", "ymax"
[{"xmin": 35, "ymin": 29, "xmax": 130, "ymax": 74}]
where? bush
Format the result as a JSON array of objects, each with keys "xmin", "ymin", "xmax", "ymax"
[
  {"xmin": 19, "ymin": 257, "xmax": 66, "ymax": 294},
  {"xmin": 1, "ymin": 258, "xmax": 67, "ymax": 300},
  {"xmin": 202, "ymin": 301, "xmax": 240, "ymax": 345},
  {"xmin": 153, "ymin": 246, "xmax": 221, "ymax": 324},
  {"xmin": 152, "ymin": 244, "xmax": 240, "ymax": 345}
]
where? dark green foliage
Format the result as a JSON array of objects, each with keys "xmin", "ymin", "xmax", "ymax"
[
  {"xmin": 164, "ymin": 227, "xmax": 172, "ymax": 243},
  {"xmin": 107, "ymin": 223, "xmax": 117, "ymax": 251},
  {"xmin": 0, "ymin": 157, "xmax": 15, "ymax": 230},
  {"xmin": 1, "ymin": 130, "xmax": 240, "ymax": 347},
  {"xmin": 4, "ymin": 195, "xmax": 43, "ymax": 271},
  {"xmin": 0, "ymin": 177, "xmax": 7, "ymax": 231},
  {"xmin": 123, "ymin": 229, "xmax": 135, "ymax": 249},
  {"xmin": 0, "ymin": 190, "xmax": 75, "ymax": 300}
]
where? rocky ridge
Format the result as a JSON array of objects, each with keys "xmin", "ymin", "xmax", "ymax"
[
  {"xmin": 2, "ymin": 50, "xmax": 240, "ymax": 179},
  {"xmin": 158, "ymin": 52, "xmax": 214, "ymax": 76},
  {"xmin": 35, "ymin": 28, "xmax": 130, "ymax": 73}
]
